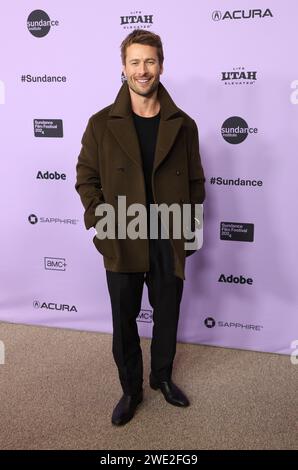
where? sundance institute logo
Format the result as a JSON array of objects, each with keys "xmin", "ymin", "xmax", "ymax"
[
  {"xmin": 221, "ymin": 116, "xmax": 258, "ymax": 144},
  {"xmin": 27, "ymin": 10, "xmax": 59, "ymax": 37}
]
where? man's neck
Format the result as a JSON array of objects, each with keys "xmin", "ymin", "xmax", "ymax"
[{"xmin": 129, "ymin": 88, "xmax": 160, "ymax": 117}]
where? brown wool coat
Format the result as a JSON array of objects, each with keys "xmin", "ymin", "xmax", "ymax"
[{"xmin": 75, "ymin": 81, "xmax": 205, "ymax": 280}]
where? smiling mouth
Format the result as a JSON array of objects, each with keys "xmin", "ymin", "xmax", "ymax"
[{"xmin": 135, "ymin": 78, "xmax": 151, "ymax": 85}]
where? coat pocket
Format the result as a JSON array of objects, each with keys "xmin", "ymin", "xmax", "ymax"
[{"xmin": 92, "ymin": 234, "xmax": 115, "ymax": 260}]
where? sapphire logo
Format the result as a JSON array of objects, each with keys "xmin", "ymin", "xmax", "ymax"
[
  {"xmin": 28, "ymin": 214, "xmax": 38, "ymax": 224},
  {"xmin": 27, "ymin": 10, "xmax": 59, "ymax": 37},
  {"xmin": 28, "ymin": 214, "xmax": 78, "ymax": 225},
  {"xmin": 204, "ymin": 317, "xmax": 216, "ymax": 328},
  {"xmin": 204, "ymin": 317, "xmax": 263, "ymax": 331}
]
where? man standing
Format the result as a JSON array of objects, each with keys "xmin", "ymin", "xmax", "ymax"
[{"xmin": 75, "ymin": 29, "xmax": 205, "ymax": 425}]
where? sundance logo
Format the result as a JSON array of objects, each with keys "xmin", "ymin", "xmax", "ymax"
[
  {"xmin": 27, "ymin": 10, "xmax": 59, "ymax": 37},
  {"xmin": 221, "ymin": 116, "xmax": 258, "ymax": 144},
  {"xmin": 120, "ymin": 11, "xmax": 153, "ymax": 29},
  {"xmin": 212, "ymin": 9, "xmax": 273, "ymax": 21},
  {"xmin": 33, "ymin": 300, "xmax": 77, "ymax": 312},
  {"xmin": 204, "ymin": 318, "xmax": 263, "ymax": 331}
]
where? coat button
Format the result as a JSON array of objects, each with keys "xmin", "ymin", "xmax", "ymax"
[
  {"xmin": 176, "ymin": 170, "xmax": 181, "ymax": 175},
  {"xmin": 180, "ymin": 198, "xmax": 185, "ymax": 203}
]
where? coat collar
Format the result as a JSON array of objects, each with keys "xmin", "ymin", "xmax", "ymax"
[
  {"xmin": 108, "ymin": 80, "xmax": 181, "ymax": 121},
  {"xmin": 107, "ymin": 81, "xmax": 184, "ymax": 173}
]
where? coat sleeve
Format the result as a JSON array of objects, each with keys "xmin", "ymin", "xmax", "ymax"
[
  {"xmin": 188, "ymin": 119, "xmax": 205, "ymax": 229},
  {"xmin": 184, "ymin": 119, "xmax": 205, "ymax": 257},
  {"xmin": 75, "ymin": 117, "xmax": 105, "ymax": 230}
]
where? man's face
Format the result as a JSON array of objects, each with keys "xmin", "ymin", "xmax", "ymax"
[{"xmin": 123, "ymin": 43, "xmax": 163, "ymax": 98}]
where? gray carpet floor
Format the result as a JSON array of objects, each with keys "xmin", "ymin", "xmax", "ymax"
[{"xmin": 0, "ymin": 322, "xmax": 297, "ymax": 450}]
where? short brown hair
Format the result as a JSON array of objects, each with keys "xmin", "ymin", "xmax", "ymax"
[{"xmin": 120, "ymin": 29, "xmax": 164, "ymax": 66}]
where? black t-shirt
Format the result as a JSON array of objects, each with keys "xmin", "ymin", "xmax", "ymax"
[
  {"xmin": 132, "ymin": 110, "xmax": 160, "ymax": 209},
  {"xmin": 132, "ymin": 110, "xmax": 174, "ymax": 277}
]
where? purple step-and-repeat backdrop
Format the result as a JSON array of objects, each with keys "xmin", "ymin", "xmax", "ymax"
[{"xmin": 1, "ymin": 1, "xmax": 297, "ymax": 355}]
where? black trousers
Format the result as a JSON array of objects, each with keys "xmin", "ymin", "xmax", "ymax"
[{"xmin": 106, "ymin": 238, "xmax": 184, "ymax": 395}]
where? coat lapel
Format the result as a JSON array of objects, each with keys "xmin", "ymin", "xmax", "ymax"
[
  {"xmin": 107, "ymin": 115, "xmax": 143, "ymax": 168},
  {"xmin": 153, "ymin": 117, "xmax": 183, "ymax": 172},
  {"xmin": 107, "ymin": 81, "xmax": 183, "ymax": 172}
]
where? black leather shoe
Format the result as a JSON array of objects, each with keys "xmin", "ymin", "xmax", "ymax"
[
  {"xmin": 111, "ymin": 390, "xmax": 143, "ymax": 426},
  {"xmin": 149, "ymin": 374, "xmax": 190, "ymax": 407}
]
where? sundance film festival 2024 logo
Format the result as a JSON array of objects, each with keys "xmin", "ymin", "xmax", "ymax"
[
  {"xmin": 27, "ymin": 10, "xmax": 59, "ymax": 37},
  {"xmin": 220, "ymin": 222, "xmax": 254, "ymax": 242},
  {"xmin": 34, "ymin": 119, "xmax": 63, "ymax": 137},
  {"xmin": 120, "ymin": 11, "xmax": 153, "ymax": 30}
]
